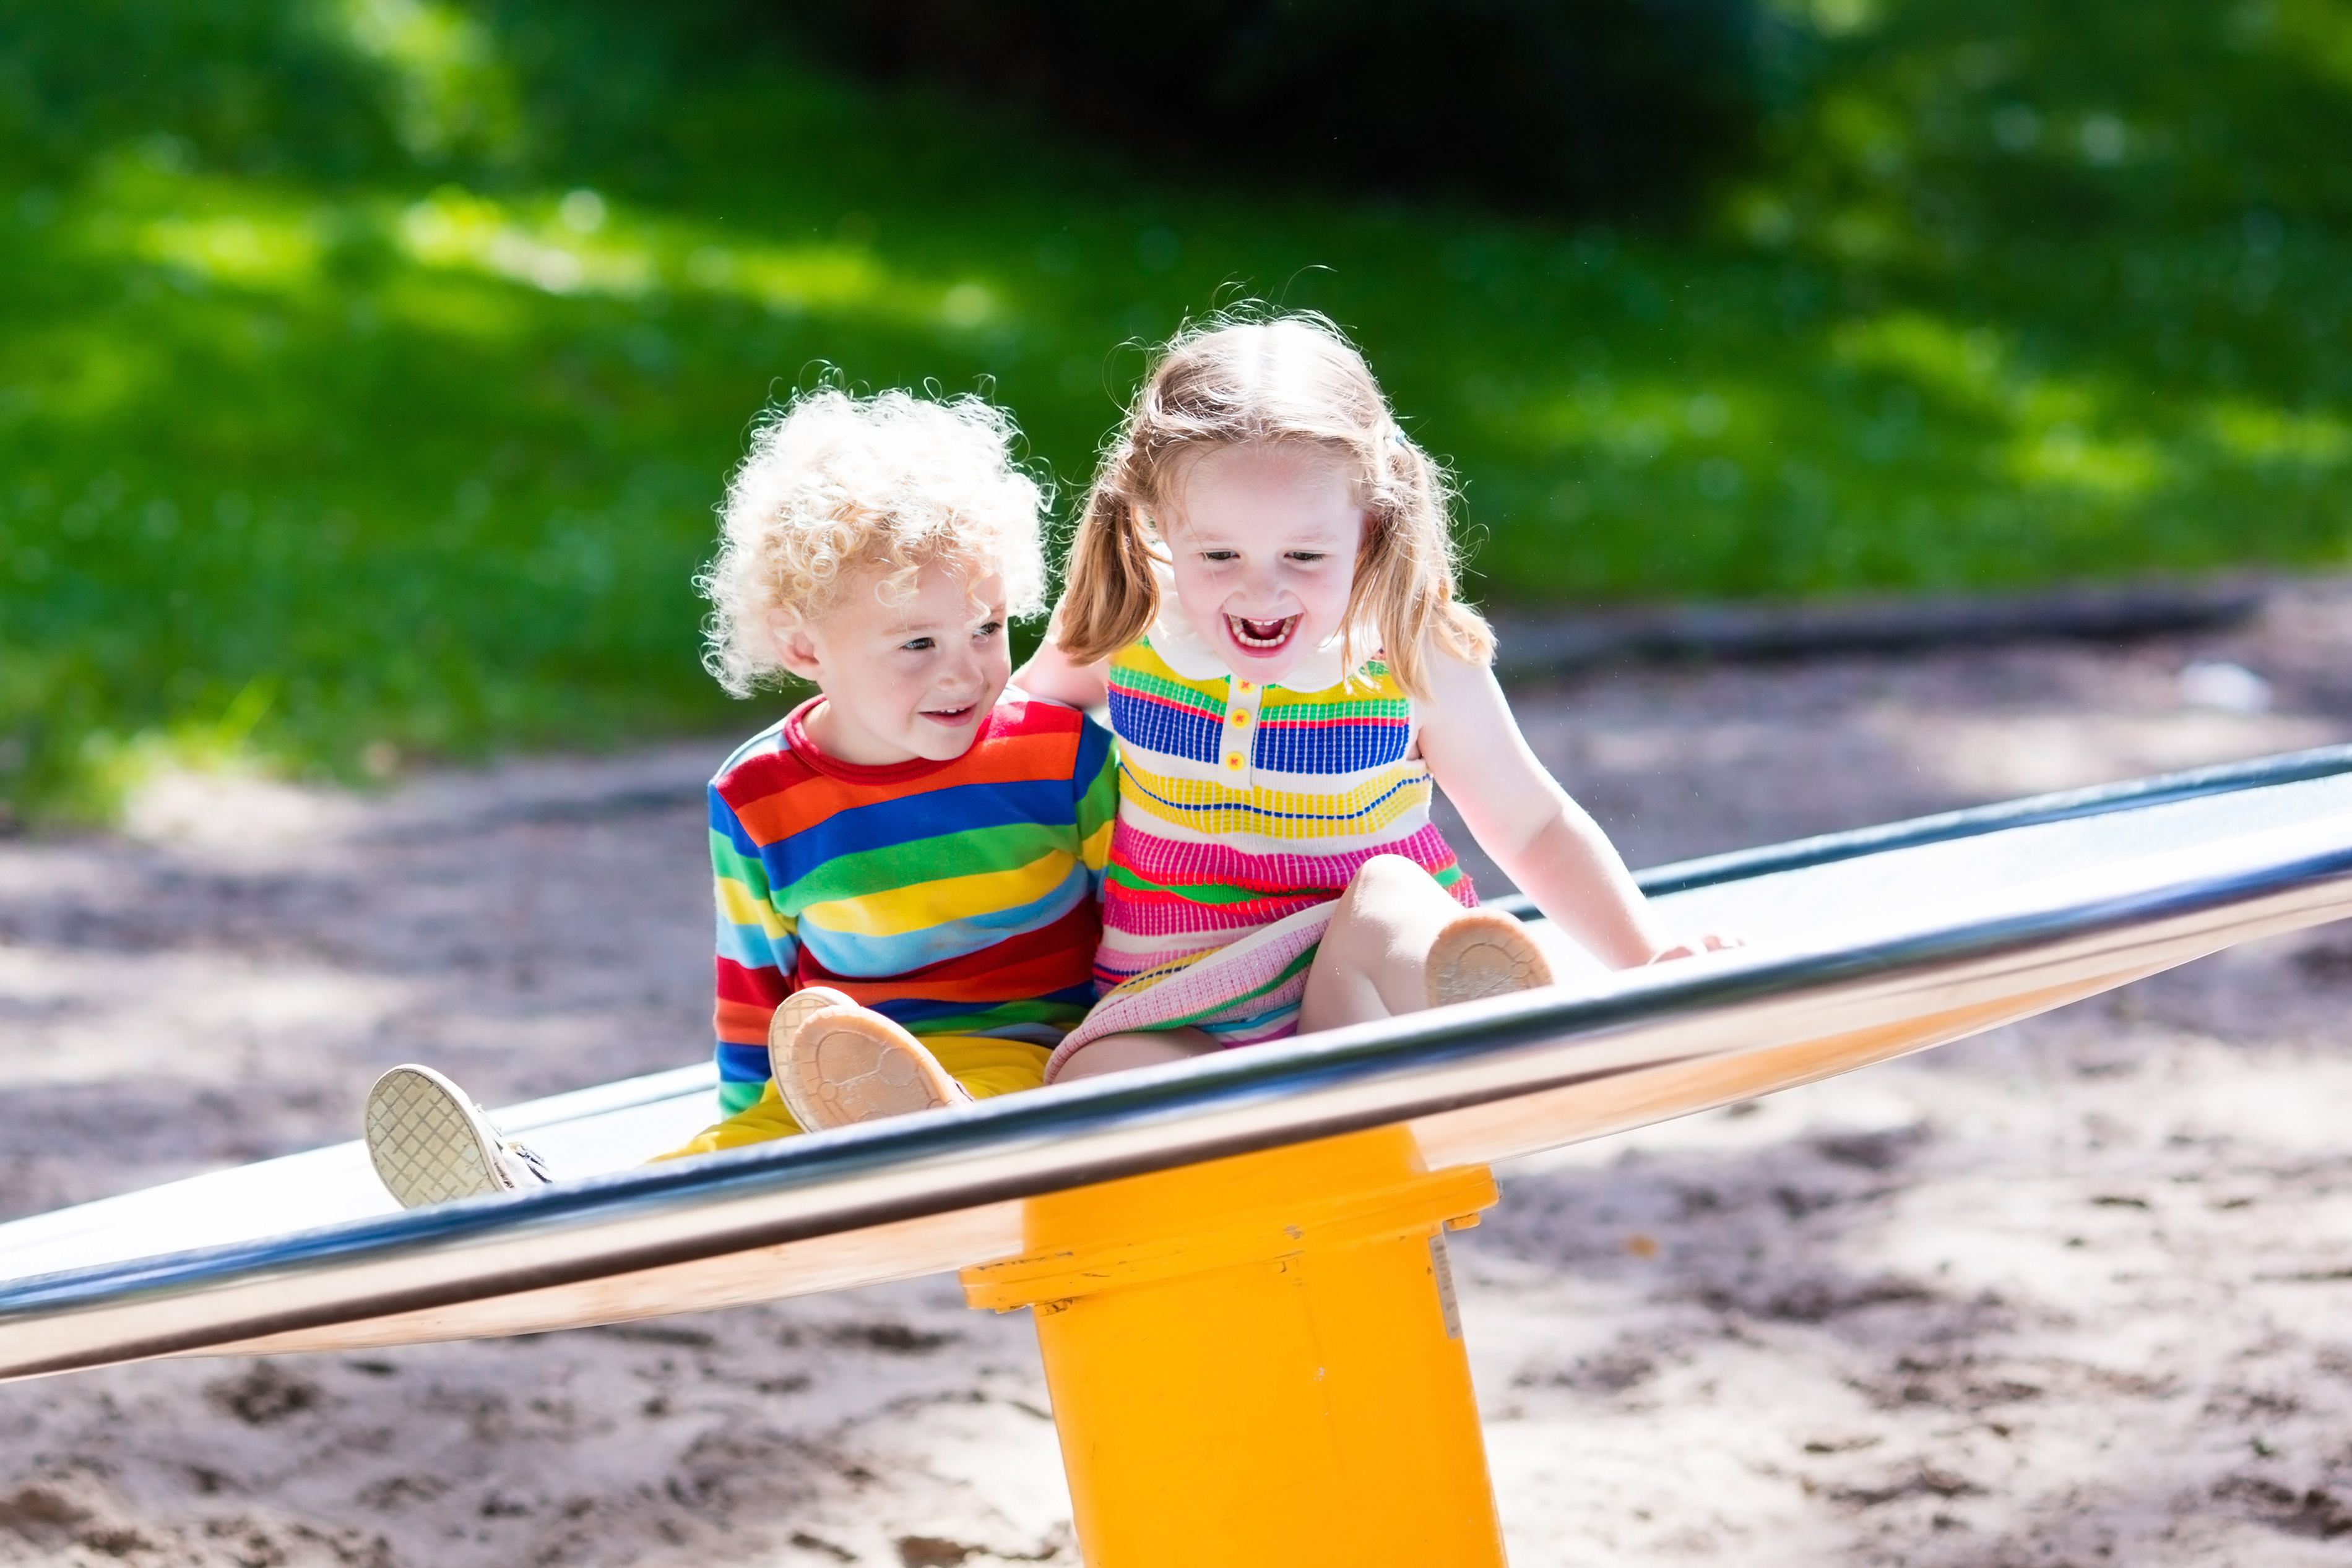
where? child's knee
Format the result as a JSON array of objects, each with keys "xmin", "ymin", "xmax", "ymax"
[
  {"xmin": 1344, "ymin": 853, "xmax": 1430, "ymax": 903},
  {"xmin": 1337, "ymin": 855, "xmax": 1455, "ymax": 931}
]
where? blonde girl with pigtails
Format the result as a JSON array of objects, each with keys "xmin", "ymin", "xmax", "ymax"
[{"xmin": 1018, "ymin": 311, "xmax": 1734, "ymax": 1085}]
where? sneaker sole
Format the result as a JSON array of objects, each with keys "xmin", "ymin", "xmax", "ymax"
[
  {"xmin": 1425, "ymin": 913, "xmax": 1555, "ymax": 1009},
  {"xmin": 366, "ymin": 1065, "xmax": 512, "ymax": 1208},
  {"xmin": 767, "ymin": 986, "xmax": 858, "ymax": 1065},
  {"xmin": 778, "ymin": 1010, "xmax": 962, "ymax": 1131}
]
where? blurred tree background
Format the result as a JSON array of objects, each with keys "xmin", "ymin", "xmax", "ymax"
[{"xmin": 2, "ymin": 0, "xmax": 2349, "ymax": 819}]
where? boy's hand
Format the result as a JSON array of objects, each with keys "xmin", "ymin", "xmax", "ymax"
[{"xmin": 1647, "ymin": 933, "xmax": 1746, "ymax": 964}]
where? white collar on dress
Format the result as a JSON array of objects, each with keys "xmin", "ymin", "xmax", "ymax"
[{"xmin": 1143, "ymin": 556, "xmax": 1377, "ymax": 692}]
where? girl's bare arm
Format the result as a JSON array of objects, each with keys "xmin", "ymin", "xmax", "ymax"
[
  {"xmin": 1414, "ymin": 644, "xmax": 1669, "ymax": 969},
  {"xmin": 1011, "ymin": 634, "xmax": 1111, "ymax": 710}
]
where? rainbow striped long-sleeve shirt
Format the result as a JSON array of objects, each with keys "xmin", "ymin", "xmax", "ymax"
[{"xmin": 709, "ymin": 691, "xmax": 1119, "ymax": 1116}]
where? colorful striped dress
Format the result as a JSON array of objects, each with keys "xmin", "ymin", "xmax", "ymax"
[
  {"xmin": 710, "ymin": 691, "xmax": 1118, "ymax": 1117},
  {"xmin": 1046, "ymin": 614, "xmax": 1472, "ymax": 1074}
]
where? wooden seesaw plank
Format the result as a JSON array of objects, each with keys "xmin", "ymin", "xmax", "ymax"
[{"xmin": 1, "ymin": 757, "xmax": 2350, "ymax": 1381}]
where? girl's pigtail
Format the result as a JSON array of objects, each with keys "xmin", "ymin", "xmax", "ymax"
[
  {"xmin": 1407, "ymin": 436, "xmax": 1492, "ymax": 673},
  {"xmin": 1054, "ymin": 480, "xmax": 1160, "ymax": 666},
  {"xmin": 1357, "ymin": 431, "xmax": 1491, "ymax": 699}
]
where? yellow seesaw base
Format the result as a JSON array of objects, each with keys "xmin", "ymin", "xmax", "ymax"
[{"xmin": 964, "ymin": 1126, "xmax": 1507, "ymax": 1567}]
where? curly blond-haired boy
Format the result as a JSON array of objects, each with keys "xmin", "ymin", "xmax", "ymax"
[{"xmin": 363, "ymin": 389, "xmax": 1117, "ymax": 1206}]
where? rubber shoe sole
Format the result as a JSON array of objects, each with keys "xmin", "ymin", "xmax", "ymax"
[
  {"xmin": 1425, "ymin": 913, "xmax": 1555, "ymax": 1009},
  {"xmin": 776, "ymin": 1007, "xmax": 966, "ymax": 1131},
  {"xmin": 766, "ymin": 986, "xmax": 858, "ymax": 1077},
  {"xmin": 366, "ymin": 1064, "xmax": 535, "ymax": 1209}
]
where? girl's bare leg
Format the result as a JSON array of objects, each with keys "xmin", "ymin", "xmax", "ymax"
[
  {"xmin": 1055, "ymin": 856, "xmax": 1551, "ymax": 1083},
  {"xmin": 1297, "ymin": 856, "xmax": 1465, "ymax": 1032},
  {"xmin": 1053, "ymin": 1025, "xmax": 1221, "ymax": 1082},
  {"xmin": 1298, "ymin": 855, "xmax": 1552, "ymax": 1033}
]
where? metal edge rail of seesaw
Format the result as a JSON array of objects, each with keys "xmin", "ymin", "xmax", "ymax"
[
  {"xmin": 1491, "ymin": 740, "xmax": 2352, "ymax": 912},
  {"xmin": 2, "ymin": 763, "xmax": 2351, "ymax": 1385}
]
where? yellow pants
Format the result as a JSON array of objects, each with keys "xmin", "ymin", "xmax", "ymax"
[{"xmin": 651, "ymin": 1035, "xmax": 1052, "ymax": 1161}]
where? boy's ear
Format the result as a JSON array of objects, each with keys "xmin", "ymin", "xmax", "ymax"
[{"xmin": 766, "ymin": 608, "xmax": 826, "ymax": 681}]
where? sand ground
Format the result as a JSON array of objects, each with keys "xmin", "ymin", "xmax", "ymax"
[{"xmin": 3, "ymin": 583, "xmax": 2351, "ymax": 1566}]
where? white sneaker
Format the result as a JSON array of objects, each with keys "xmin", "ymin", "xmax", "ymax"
[{"xmin": 365, "ymin": 1065, "xmax": 555, "ymax": 1208}]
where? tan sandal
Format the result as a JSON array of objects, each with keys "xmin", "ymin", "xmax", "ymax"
[
  {"xmin": 1424, "ymin": 913, "xmax": 1555, "ymax": 1009},
  {"xmin": 774, "ymin": 1006, "xmax": 968, "ymax": 1131}
]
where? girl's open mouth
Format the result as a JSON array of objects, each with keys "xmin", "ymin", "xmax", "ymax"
[
  {"xmin": 920, "ymin": 703, "xmax": 978, "ymax": 725},
  {"xmin": 1225, "ymin": 613, "xmax": 1300, "ymax": 653}
]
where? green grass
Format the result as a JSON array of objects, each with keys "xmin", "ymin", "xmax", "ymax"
[{"xmin": 4, "ymin": 0, "xmax": 2351, "ymax": 818}]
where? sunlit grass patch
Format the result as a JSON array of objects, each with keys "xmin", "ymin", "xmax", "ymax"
[
  {"xmin": 3, "ymin": 0, "xmax": 2352, "ymax": 821},
  {"xmin": 2203, "ymin": 402, "xmax": 2352, "ymax": 471}
]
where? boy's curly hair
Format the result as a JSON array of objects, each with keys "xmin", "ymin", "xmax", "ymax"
[{"xmin": 698, "ymin": 388, "xmax": 1048, "ymax": 697}]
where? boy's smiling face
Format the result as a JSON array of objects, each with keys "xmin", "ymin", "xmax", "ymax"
[{"xmin": 767, "ymin": 554, "xmax": 1011, "ymax": 767}]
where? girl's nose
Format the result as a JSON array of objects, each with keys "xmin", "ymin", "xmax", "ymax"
[{"xmin": 1234, "ymin": 565, "xmax": 1290, "ymax": 605}]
